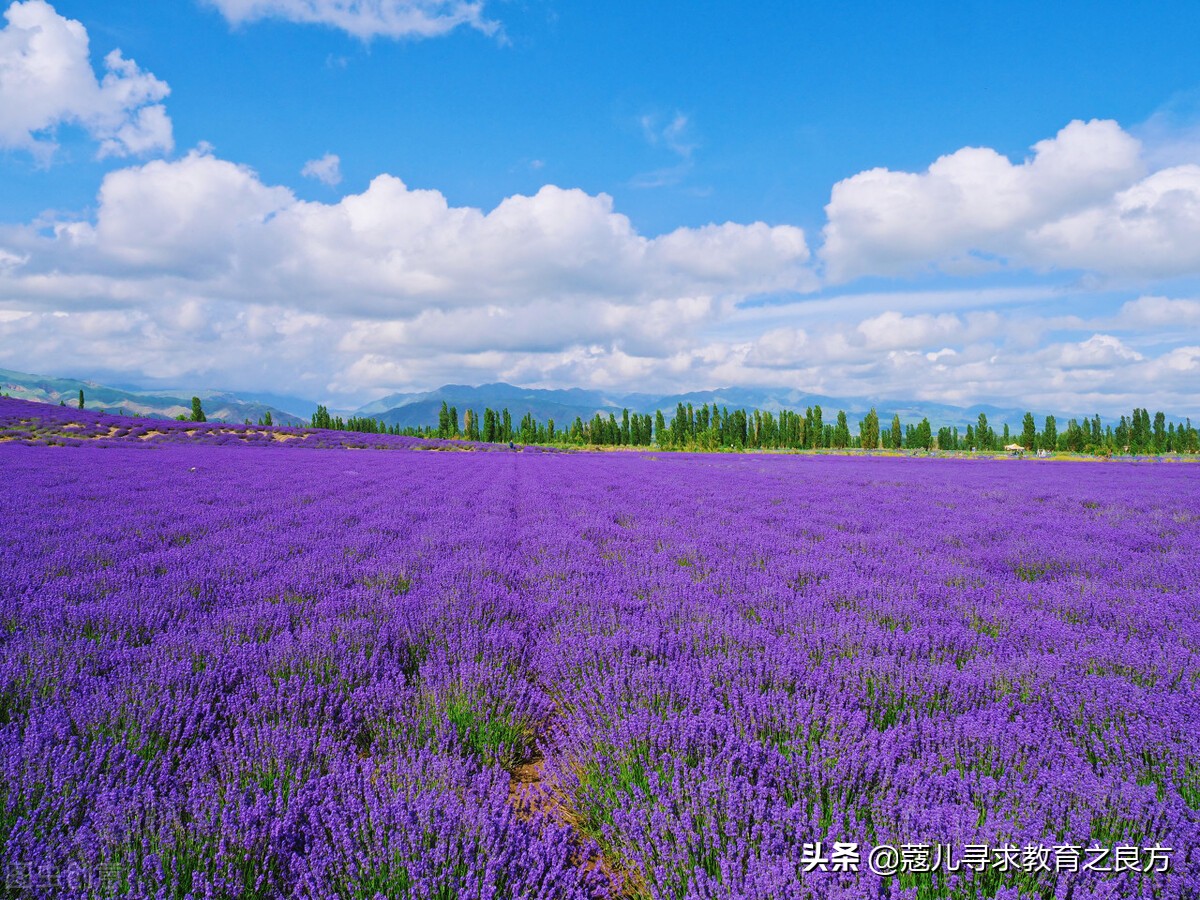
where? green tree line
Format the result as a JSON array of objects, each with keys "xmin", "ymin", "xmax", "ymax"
[{"xmin": 306, "ymin": 399, "xmax": 1200, "ymax": 455}]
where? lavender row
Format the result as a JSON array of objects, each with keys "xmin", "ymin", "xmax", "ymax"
[
  {"xmin": 0, "ymin": 397, "xmax": 562, "ymax": 453},
  {"xmin": 521, "ymin": 454, "xmax": 1200, "ymax": 898},
  {"xmin": 1, "ymin": 441, "xmax": 1197, "ymax": 898}
]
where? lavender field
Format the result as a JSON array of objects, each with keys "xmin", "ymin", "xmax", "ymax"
[{"xmin": 1, "ymin": 405, "xmax": 1198, "ymax": 899}]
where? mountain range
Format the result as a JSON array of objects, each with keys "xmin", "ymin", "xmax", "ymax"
[
  {"xmin": 0, "ymin": 366, "xmax": 1059, "ymax": 432},
  {"xmin": 0, "ymin": 367, "xmax": 309, "ymax": 426},
  {"xmin": 355, "ymin": 382, "xmax": 1036, "ymax": 432}
]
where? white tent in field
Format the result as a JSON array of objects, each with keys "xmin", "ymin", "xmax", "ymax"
[{"xmin": 1004, "ymin": 443, "xmax": 1025, "ymax": 452}]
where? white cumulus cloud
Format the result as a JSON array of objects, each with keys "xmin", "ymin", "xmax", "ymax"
[
  {"xmin": 822, "ymin": 119, "xmax": 1143, "ymax": 281},
  {"xmin": 857, "ymin": 311, "xmax": 964, "ymax": 351},
  {"xmin": 1026, "ymin": 165, "xmax": 1200, "ymax": 277},
  {"xmin": 0, "ymin": 0, "xmax": 172, "ymax": 160},
  {"xmin": 2, "ymin": 108, "xmax": 1199, "ymax": 413},
  {"xmin": 85, "ymin": 148, "xmax": 294, "ymax": 274},
  {"xmin": 1115, "ymin": 295, "xmax": 1200, "ymax": 327},
  {"xmin": 1050, "ymin": 334, "xmax": 1144, "ymax": 369},
  {"xmin": 0, "ymin": 149, "xmax": 815, "ymax": 391},
  {"xmin": 821, "ymin": 118, "xmax": 1200, "ymax": 284}
]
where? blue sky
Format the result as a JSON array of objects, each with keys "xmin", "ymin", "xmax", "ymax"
[{"xmin": 1, "ymin": 0, "xmax": 1199, "ymax": 415}]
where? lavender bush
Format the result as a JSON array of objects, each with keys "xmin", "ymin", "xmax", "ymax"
[{"xmin": 0, "ymin": 399, "xmax": 1196, "ymax": 898}]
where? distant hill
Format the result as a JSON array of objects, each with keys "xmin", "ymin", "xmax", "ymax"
[
  {"xmin": 1, "ymin": 367, "xmax": 1068, "ymax": 433},
  {"xmin": 0, "ymin": 368, "xmax": 306, "ymax": 426},
  {"xmin": 355, "ymin": 382, "xmax": 1036, "ymax": 432}
]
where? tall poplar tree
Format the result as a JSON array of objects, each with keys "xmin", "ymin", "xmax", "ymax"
[
  {"xmin": 833, "ymin": 410, "xmax": 850, "ymax": 448},
  {"xmin": 859, "ymin": 408, "xmax": 880, "ymax": 450},
  {"xmin": 976, "ymin": 413, "xmax": 991, "ymax": 451},
  {"xmin": 1153, "ymin": 411, "xmax": 1167, "ymax": 452},
  {"xmin": 1042, "ymin": 415, "xmax": 1058, "ymax": 451},
  {"xmin": 1021, "ymin": 412, "xmax": 1037, "ymax": 450}
]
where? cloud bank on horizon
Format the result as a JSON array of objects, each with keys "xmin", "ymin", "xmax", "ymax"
[{"xmin": 0, "ymin": 0, "xmax": 1197, "ymax": 416}]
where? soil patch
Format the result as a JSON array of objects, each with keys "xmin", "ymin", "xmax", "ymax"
[{"xmin": 508, "ymin": 748, "xmax": 639, "ymax": 897}]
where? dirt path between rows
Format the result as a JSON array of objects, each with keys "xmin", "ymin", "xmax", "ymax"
[{"xmin": 508, "ymin": 744, "xmax": 642, "ymax": 898}]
